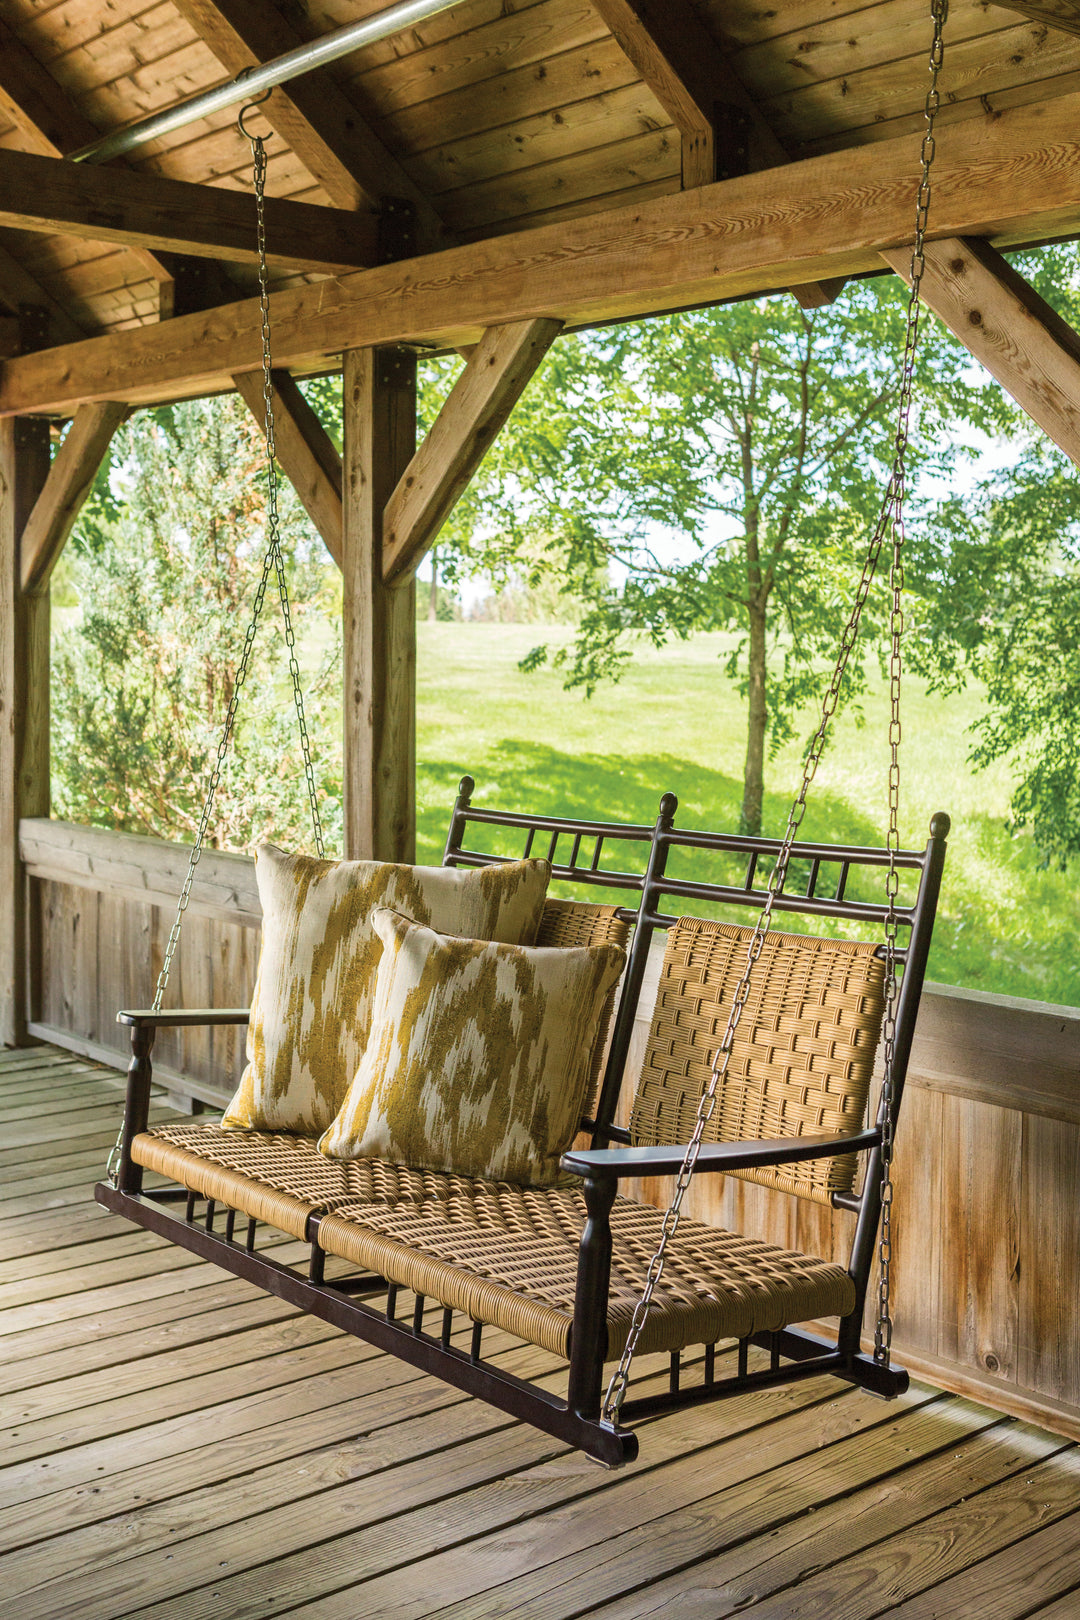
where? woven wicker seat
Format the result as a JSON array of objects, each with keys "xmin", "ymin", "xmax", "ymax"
[
  {"xmin": 106, "ymin": 788, "xmax": 949, "ymax": 1468},
  {"xmin": 132, "ymin": 1121, "xmax": 854, "ymax": 1357}
]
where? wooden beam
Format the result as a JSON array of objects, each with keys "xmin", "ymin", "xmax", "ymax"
[
  {"xmin": 589, "ymin": 0, "xmax": 757, "ymax": 189},
  {"xmin": 172, "ymin": 0, "xmax": 449, "ymax": 250},
  {"xmin": 342, "ymin": 348, "xmax": 417, "ymax": 862},
  {"xmin": 588, "ymin": 0, "xmax": 842, "ymax": 309},
  {"xmin": 9, "ymin": 89, "xmax": 1080, "ymax": 417},
  {"xmin": 0, "ymin": 15, "xmax": 172, "ymax": 307},
  {"xmin": 20, "ymin": 402, "xmax": 126, "ymax": 595},
  {"xmin": 0, "ymin": 239, "xmax": 85, "ymax": 346},
  {"xmin": 881, "ymin": 237, "xmax": 1080, "ymax": 468},
  {"xmin": 0, "ymin": 416, "xmax": 50, "ymax": 1044},
  {"xmin": 989, "ymin": 1, "xmax": 1080, "ymax": 34},
  {"xmin": 234, "ymin": 371, "xmax": 343, "ymax": 568},
  {"xmin": 383, "ymin": 318, "xmax": 561, "ymax": 585},
  {"xmin": 0, "ymin": 148, "xmax": 379, "ymax": 274}
]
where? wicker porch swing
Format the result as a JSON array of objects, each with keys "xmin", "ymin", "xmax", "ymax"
[{"xmin": 97, "ymin": 1, "xmax": 951, "ymax": 1472}]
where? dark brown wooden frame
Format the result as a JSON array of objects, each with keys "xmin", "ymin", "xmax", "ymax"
[{"xmin": 97, "ymin": 776, "xmax": 949, "ymax": 1467}]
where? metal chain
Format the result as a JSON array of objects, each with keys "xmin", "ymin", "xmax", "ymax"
[
  {"xmin": 107, "ymin": 111, "xmax": 325, "ymax": 1184},
  {"xmin": 601, "ymin": 0, "xmax": 949, "ymax": 1422},
  {"xmin": 249, "ymin": 128, "xmax": 325, "ymax": 863}
]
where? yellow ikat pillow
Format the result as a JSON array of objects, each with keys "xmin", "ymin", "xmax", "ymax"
[
  {"xmin": 223, "ymin": 848, "xmax": 551, "ymax": 1136},
  {"xmin": 318, "ymin": 908, "xmax": 627, "ymax": 1185}
]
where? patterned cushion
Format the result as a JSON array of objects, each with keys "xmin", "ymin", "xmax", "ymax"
[
  {"xmin": 223, "ymin": 848, "xmax": 550, "ymax": 1135},
  {"xmin": 319, "ymin": 908, "xmax": 626, "ymax": 1185}
]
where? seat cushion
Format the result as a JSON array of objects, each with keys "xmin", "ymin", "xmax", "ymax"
[
  {"xmin": 221, "ymin": 846, "xmax": 551, "ymax": 1137},
  {"xmin": 317, "ymin": 908, "xmax": 626, "ymax": 1185},
  {"xmin": 133, "ymin": 1123, "xmax": 855, "ymax": 1358}
]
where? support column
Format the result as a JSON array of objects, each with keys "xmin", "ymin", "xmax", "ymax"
[
  {"xmin": 341, "ymin": 346, "xmax": 417, "ymax": 862},
  {"xmin": 0, "ymin": 413, "xmax": 50, "ymax": 1044}
]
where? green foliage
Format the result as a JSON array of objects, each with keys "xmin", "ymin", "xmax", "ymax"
[
  {"xmin": 907, "ymin": 244, "xmax": 1080, "ymax": 865},
  {"xmin": 409, "ymin": 282, "xmax": 1011, "ymax": 832},
  {"xmin": 414, "ymin": 622, "xmax": 1080, "ymax": 1010},
  {"xmin": 52, "ymin": 397, "xmax": 343, "ymax": 854}
]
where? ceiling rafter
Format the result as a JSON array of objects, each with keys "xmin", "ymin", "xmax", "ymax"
[
  {"xmin": 0, "ymin": 239, "xmax": 85, "ymax": 346},
  {"xmin": 170, "ymin": 0, "xmax": 451, "ymax": 251},
  {"xmin": 587, "ymin": 0, "xmax": 845, "ymax": 310},
  {"xmin": 0, "ymin": 149, "xmax": 380, "ymax": 275},
  {"xmin": 988, "ymin": 0, "xmax": 1080, "ymax": 33},
  {"xmin": 7, "ymin": 85, "xmax": 1080, "ymax": 418},
  {"xmin": 0, "ymin": 15, "xmax": 174, "ymax": 309}
]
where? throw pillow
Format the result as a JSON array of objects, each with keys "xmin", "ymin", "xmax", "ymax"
[
  {"xmin": 318, "ymin": 907, "xmax": 626, "ymax": 1185},
  {"xmin": 223, "ymin": 848, "xmax": 550, "ymax": 1135}
]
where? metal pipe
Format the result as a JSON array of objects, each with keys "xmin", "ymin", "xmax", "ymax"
[{"xmin": 71, "ymin": 0, "xmax": 465, "ymax": 166}]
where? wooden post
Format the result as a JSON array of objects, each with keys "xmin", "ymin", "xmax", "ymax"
[
  {"xmin": 0, "ymin": 413, "xmax": 51, "ymax": 1044},
  {"xmin": 342, "ymin": 347, "xmax": 417, "ymax": 862}
]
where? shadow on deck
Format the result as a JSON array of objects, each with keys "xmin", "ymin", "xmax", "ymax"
[{"xmin": 2, "ymin": 1045, "xmax": 1080, "ymax": 1619}]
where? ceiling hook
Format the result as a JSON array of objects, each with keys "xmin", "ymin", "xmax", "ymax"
[{"xmin": 236, "ymin": 84, "xmax": 272, "ymax": 143}]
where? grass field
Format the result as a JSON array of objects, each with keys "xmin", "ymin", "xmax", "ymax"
[{"xmin": 415, "ymin": 622, "xmax": 1079, "ymax": 1009}]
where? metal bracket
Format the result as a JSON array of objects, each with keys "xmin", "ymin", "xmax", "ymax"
[
  {"xmin": 712, "ymin": 103, "xmax": 754, "ymax": 183},
  {"xmin": 377, "ymin": 197, "xmax": 417, "ymax": 264},
  {"xmin": 17, "ymin": 303, "xmax": 50, "ymax": 355},
  {"xmin": 376, "ymin": 346, "xmax": 416, "ymax": 389}
]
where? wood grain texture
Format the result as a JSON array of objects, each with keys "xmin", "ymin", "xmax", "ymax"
[
  {"xmin": 881, "ymin": 236, "xmax": 1080, "ymax": 466},
  {"xmin": 10, "ymin": 83, "xmax": 1080, "ymax": 415},
  {"xmin": 383, "ymin": 317, "xmax": 561, "ymax": 583},
  {"xmin": 233, "ymin": 370, "xmax": 343, "ymax": 569},
  {"xmin": 0, "ymin": 14, "xmax": 171, "ymax": 301},
  {"xmin": 4, "ymin": 1054, "xmax": 1080, "ymax": 1619},
  {"xmin": 20, "ymin": 818, "xmax": 260, "ymax": 924},
  {"xmin": 20, "ymin": 401, "xmax": 126, "ymax": 594},
  {"xmin": 0, "ymin": 238, "xmax": 86, "ymax": 345},
  {"xmin": 170, "ymin": 0, "xmax": 451, "ymax": 248},
  {"xmin": 588, "ymin": 0, "xmax": 736, "ymax": 187},
  {"xmin": 990, "ymin": 0, "xmax": 1080, "ymax": 33},
  {"xmin": 1021, "ymin": 1113, "xmax": 1080, "ymax": 1406},
  {"xmin": 0, "ymin": 417, "xmax": 50, "ymax": 1047},
  {"xmin": 342, "ymin": 348, "xmax": 417, "ymax": 862},
  {"xmin": 0, "ymin": 148, "xmax": 380, "ymax": 274}
]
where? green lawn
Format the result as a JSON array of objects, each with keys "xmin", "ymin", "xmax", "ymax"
[{"xmin": 415, "ymin": 622, "xmax": 1079, "ymax": 1009}]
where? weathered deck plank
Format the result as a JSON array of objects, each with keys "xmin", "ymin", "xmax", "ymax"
[{"xmin": 1, "ymin": 1050, "xmax": 1079, "ymax": 1620}]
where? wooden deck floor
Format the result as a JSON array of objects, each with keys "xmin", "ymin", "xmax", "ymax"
[{"xmin": 3, "ymin": 1045, "xmax": 1080, "ymax": 1620}]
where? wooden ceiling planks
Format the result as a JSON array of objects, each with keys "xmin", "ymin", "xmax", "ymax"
[{"xmin": 0, "ymin": 0, "xmax": 1077, "ymax": 365}]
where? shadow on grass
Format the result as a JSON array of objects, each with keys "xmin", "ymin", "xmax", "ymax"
[
  {"xmin": 417, "ymin": 741, "xmax": 909, "ymax": 934},
  {"xmin": 418, "ymin": 740, "xmax": 889, "ymax": 850},
  {"xmin": 416, "ymin": 746, "xmax": 1078, "ymax": 1007}
]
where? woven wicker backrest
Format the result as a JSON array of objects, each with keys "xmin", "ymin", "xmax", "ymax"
[
  {"xmin": 629, "ymin": 916, "xmax": 887, "ymax": 1205},
  {"xmin": 536, "ymin": 898, "xmax": 631, "ymax": 1119}
]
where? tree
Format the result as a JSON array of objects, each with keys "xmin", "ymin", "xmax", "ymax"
[
  {"xmin": 52, "ymin": 396, "xmax": 343, "ymax": 853},
  {"xmin": 423, "ymin": 284, "xmax": 1010, "ymax": 833},
  {"xmin": 903, "ymin": 244, "xmax": 1080, "ymax": 866}
]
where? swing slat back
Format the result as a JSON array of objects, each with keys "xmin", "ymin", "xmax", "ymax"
[
  {"xmin": 440, "ymin": 777, "xmax": 949, "ymax": 1200},
  {"xmin": 629, "ymin": 918, "xmax": 887, "ymax": 1204}
]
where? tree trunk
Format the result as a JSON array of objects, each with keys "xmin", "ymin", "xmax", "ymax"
[
  {"xmin": 428, "ymin": 546, "xmax": 439, "ymax": 622},
  {"xmin": 741, "ymin": 600, "xmax": 767, "ymax": 835}
]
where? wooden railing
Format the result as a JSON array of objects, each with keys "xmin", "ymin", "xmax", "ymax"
[{"xmin": 20, "ymin": 816, "xmax": 1080, "ymax": 1439}]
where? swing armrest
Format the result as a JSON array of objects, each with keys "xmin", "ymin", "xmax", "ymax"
[
  {"xmin": 118, "ymin": 1009, "xmax": 251, "ymax": 1028},
  {"xmin": 560, "ymin": 1129, "xmax": 881, "ymax": 1180}
]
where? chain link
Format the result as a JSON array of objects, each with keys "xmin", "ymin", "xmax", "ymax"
[
  {"xmin": 108, "ymin": 113, "xmax": 325, "ymax": 1184},
  {"xmin": 601, "ymin": 0, "xmax": 949, "ymax": 1422},
  {"xmin": 250, "ymin": 132, "xmax": 325, "ymax": 864}
]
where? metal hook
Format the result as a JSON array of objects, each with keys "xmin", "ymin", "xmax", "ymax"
[{"xmin": 236, "ymin": 88, "xmax": 272, "ymax": 143}]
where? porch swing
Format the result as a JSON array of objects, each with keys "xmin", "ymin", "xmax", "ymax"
[{"xmin": 97, "ymin": 2, "xmax": 951, "ymax": 1470}]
